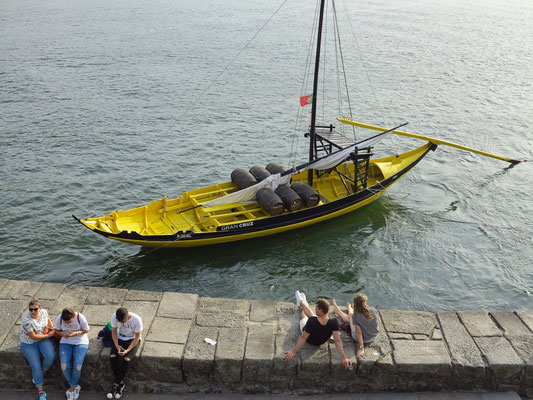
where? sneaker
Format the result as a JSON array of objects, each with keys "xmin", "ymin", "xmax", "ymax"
[
  {"xmin": 114, "ymin": 381, "xmax": 125, "ymax": 399},
  {"xmin": 74, "ymin": 385, "xmax": 81, "ymax": 400},
  {"xmin": 39, "ymin": 391, "xmax": 47, "ymax": 400},
  {"xmin": 300, "ymin": 292, "xmax": 307, "ymax": 305},
  {"xmin": 66, "ymin": 389, "xmax": 75, "ymax": 400},
  {"xmin": 106, "ymin": 385, "xmax": 118, "ymax": 399},
  {"xmin": 295, "ymin": 290, "xmax": 302, "ymax": 307}
]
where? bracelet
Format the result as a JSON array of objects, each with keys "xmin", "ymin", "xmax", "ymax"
[{"xmin": 358, "ymin": 345, "xmax": 364, "ymax": 349}]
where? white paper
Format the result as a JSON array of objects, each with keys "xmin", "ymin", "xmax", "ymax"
[{"xmin": 204, "ymin": 337, "xmax": 217, "ymax": 345}]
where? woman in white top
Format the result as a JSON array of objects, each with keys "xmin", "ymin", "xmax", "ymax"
[
  {"xmin": 53, "ymin": 308, "xmax": 90, "ymax": 400},
  {"xmin": 20, "ymin": 298, "xmax": 56, "ymax": 400}
]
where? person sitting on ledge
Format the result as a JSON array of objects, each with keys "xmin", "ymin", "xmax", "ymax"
[
  {"xmin": 107, "ymin": 307, "xmax": 143, "ymax": 400},
  {"xmin": 284, "ymin": 291, "xmax": 352, "ymax": 369},
  {"xmin": 332, "ymin": 293, "xmax": 379, "ymax": 358}
]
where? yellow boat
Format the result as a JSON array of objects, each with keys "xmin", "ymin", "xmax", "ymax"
[{"xmin": 74, "ymin": 0, "xmax": 519, "ymax": 248}]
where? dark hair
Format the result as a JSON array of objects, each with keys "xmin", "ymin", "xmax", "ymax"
[
  {"xmin": 29, "ymin": 298, "xmax": 41, "ymax": 308},
  {"xmin": 61, "ymin": 308, "xmax": 75, "ymax": 322},
  {"xmin": 116, "ymin": 308, "xmax": 128, "ymax": 322},
  {"xmin": 316, "ymin": 299, "xmax": 330, "ymax": 314}
]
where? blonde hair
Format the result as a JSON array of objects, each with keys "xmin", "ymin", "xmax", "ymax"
[
  {"xmin": 353, "ymin": 294, "xmax": 373, "ymax": 320},
  {"xmin": 28, "ymin": 297, "xmax": 41, "ymax": 308}
]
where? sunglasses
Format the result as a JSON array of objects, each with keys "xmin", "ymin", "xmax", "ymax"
[{"xmin": 29, "ymin": 308, "xmax": 39, "ymax": 312}]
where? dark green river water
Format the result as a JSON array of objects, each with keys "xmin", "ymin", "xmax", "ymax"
[{"xmin": 1, "ymin": 0, "xmax": 532, "ymax": 311}]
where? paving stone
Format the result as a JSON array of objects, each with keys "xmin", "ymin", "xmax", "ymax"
[
  {"xmin": 414, "ymin": 334, "xmax": 429, "ymax": 340},
  {"xmin": 182, "ymin": 326, "xmax": 219, "ymax": 384},
  {"xmin": 196, "ymin": 312, "xmax": 246, "ymax": 328},
  {"xmin": 249, "ymin": 300, "xmax": 278, "ymax": 323},
  {"xmin": 507, "ymin": 335, "xmax": 533, "ymax": 364},
  {"xmin": 298, "ymin": 342, "xmax": 330, "ymax": 380},
  {"xmin": 392, "ymin": 340, "xmax": 452, "ymax": 374},
  {"xmin": 243, "ymin": 324, "xmax": 275, "ymax": 382},
  {"xmin": 125, "ymin": 289, "xmax": 163, "ymax": 302},
  {"xmin": 34, "ymin": 282, "xmax": 66, "ymax": 300},
  {"xmin": 458, "ymin": 310, "xmax": 501, "ymax": 337},
  {"xmin": 85, "ymin": 324, "xmax": 104, "ymax": 362},
  {"xmin": 123, "ymin": 300, "xmax": 159, "ymax": 329},
  {"xmin": 214, "ymin": 327, "xmax": 246, "ymax": 383},
  {"xmin": 0, "ymin": 278, "xmax": 7, "ymax": 292},
  {"xmin": 437, "ymin": 312, "xmax": 485, "ymax": 379},
  {"xmin": 0, "ymin": 280, "xmax": 42, "ymax": 300},
  {"xmin": 197, "ymin": 297, "xmax": 250, "ymax": 316},
  {"xmin": 474, "ymin": 336, "xmax": 523, "ymax": 381},
  {"xmin": 0, "ymin": 300, "xmax": 26, "ymax": 346},
  {"xmin": 491, "ymin": 311, "xmax": 533, "ymax": 337},
  {"xmin": 81, "ymin": 304, "xmax": 119, "ymax": 326},
  {"xmin": 380, "ymin": 309, "xmax": 436, "ymax": 335},
  {"xmin": 50, "ymin": 286, "xmax": 92, "ymax": 315},
  {"xmin": 158, "ymin": 292, "xmax": 198, "ymax": 320},
  {"xmin": 85, "ymin": 286, "xmax": 127, "ymax": 305},
  {"xmin": 146, "ymin": 317, "xmax": 191, "ymax": 344},
  {"xmin": 432, "ymin": 328, "xmax": 443, "ymax": 340},
  {"xmin": 516, "ymin": 310, "xmax": 533, "ymax": 333},
  {"xmin": 390, "ymin": 333, "xmax": 412, "ymax": 339},
  {"xmin": 140, "ymin": 341, "xmax": 184, "ymax": 383},
  {"xmin": 358, "ymin": 316, "xmax": 394, "ymax": 373}
]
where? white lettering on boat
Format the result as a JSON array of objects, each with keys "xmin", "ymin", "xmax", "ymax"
[{"xmin": 219, "ymin": 221, "xmax": 254, "ymax": 231}]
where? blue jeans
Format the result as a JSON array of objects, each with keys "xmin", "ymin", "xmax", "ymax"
[
  {"xmin": 59, "ymin": 343, "xmax": 89, "ymax": 387},
  {"xmin": 20, "ymin": 339, "xmax": 55, "ymax": 387}
]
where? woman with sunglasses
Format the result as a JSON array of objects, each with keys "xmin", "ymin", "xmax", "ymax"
[
  {"xmin": 20, "ymin": 298, "xmax": 56, "ymax": 400},
  {"xmin": 53, "ymin": 307, "xmax": 90, "ymax": 400}
]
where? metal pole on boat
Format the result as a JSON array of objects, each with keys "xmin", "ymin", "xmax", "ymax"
[{"xmin": 308, "ymin": 0, "xmax": 326, "ymax": 186}]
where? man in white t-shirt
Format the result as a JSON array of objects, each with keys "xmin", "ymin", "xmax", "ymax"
[{"xmin": 106, "ymin": 308, "xmax": 143, "ymax": 400}]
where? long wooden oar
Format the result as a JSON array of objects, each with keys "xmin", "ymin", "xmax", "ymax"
[{"xmin": 338, "ymin": 118, "xmax": 521, "ymax": 164}]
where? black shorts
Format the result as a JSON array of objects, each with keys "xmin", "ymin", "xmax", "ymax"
[{"xmin": 110, "ymin": 338, "xmax": 140, "ymax": 358}]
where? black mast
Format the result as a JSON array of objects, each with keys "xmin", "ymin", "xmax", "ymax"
[{"xmin": 308, "ymin": 0, "xmax": 326, "ymax": 186}]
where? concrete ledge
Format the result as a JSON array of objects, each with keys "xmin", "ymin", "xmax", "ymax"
[{"xmin": 1, "ymin": 279, "xmax": 532, "ymax": 397}]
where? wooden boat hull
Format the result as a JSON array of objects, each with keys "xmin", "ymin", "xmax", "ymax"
[{"xmin": 74, "ymin": 143, "xmax": 436, "ymax": 247}]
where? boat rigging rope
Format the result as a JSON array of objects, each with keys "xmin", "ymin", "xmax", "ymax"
[
  {"xmin": 339, "ymin": 0, "xmax": 387, "ymax": 127},
  {"xmin": 288, "ymin": 0, "xmax": 321, "ymax": 169},
  {"xmin": 105, "ymin": 0, "xmax": 291, "ymax": 190}
]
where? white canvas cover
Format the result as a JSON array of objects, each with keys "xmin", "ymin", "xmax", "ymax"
[{"xmin": 201, "ymin": 173, "xmax": 291, "ymax": 208}]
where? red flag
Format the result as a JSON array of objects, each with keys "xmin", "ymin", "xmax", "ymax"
[{"xmin": 300, "ymin": 94, "xmax": 313, "ymax": 107}]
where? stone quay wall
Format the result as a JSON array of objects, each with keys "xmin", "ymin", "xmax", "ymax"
[{"xmin": 0, "ymin": 278, "xmax": 532, "ymax": 397}]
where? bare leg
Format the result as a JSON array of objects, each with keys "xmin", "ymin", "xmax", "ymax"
[
  {"xmin": 300, "ymin": 301, "xmax": 314, "ymax": 318},
  {"xmin": 332, "ymin": 299, "xmax": 350, "ymax": 323}
]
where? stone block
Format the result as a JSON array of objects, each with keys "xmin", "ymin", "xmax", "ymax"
[
  {"xmin": 458, "ymin": 310, "xmax": 501, "ymax": 337},
  {"xmin": 516, "ymin": 310, "xmax": 533, "ymax": 333},
  {"xmin": 0, "ymin": 300, "xmax": 25, "ymax": 346},
  {"xmin": 507, "ymin": 335, "xmax": 533, "ymax": 364},
  {"xmin": 197, "ymin": 297, "xmax": 250, "ymax": 316},
  {"xmin": 243, "ymin": 324, "xmax": 275, "ymax": 382},
  {"xmin": 214, "ymin": 327, "xmax": 246, "ymax": 383},
  {"xmin": 474, "ymin": 336, "xmax": 523, "ymax": 381},
  {"xmin": 380, "ymin": 309, "xmax": 436, "ymax": 335},
  {"xmin": 81, "ymin": 304, "xmax": 118, "ymax": 326},
  {"xmin": 182, "ymin": 326, "xmax": 219, "ymax": 384},
  {"xmin": 125, "ymin": 289, "xmax": 162, "ymax": 302},
  {"xmin": 272, "ymin": 332, "xmax": 298, "ymax": 378},
  {"xmin": 491, "ymin": 311, "xmax": 533, "ymax": 337},
  {"xmin": 158, "ymin": 292, "xmax": 198, "ymax": 320},
  {"xmin": 0, "ymin": 278, "xmax": 7, "ymax": 292},
  {"xmin": 34, "ymin": 282, "xmax": 66, "ymax": 300},
  {"xmin": 0, "ymin": 324, "xmax": 30, "ymax": 384},
  {"xmin": 122, "ymin": 300, "xmax": 159, "ymax": 329},
  {"xmin": 85, "ymin": 324, "xmax": 104, "ymax": 362},
  {"xmin": 139, "ymin": 341, "xmax": 184, "ymax": 383},
  {"xmin": 330, "ymin": 338, "xmax": 356, "ymax": 379},
  {"xmin": 437, "ymin": 312, "xmax": 485, "ymax": 381},
  {"xmin": 50, "ymin": 286, "xmax": 92, "ymax": 315},
  {"xmin": 249, "ymin": 300, "xmax": 278, "ymax": 323},
  {"xmin": 85, "ymin": 286, "xmax": 127, "ymax": 305},
  {"xmin": 0, "ymin": 280, "xmax": 42, "ymax": 300},
  {"xmin": 390, "ymin": 333, "xmax": 412, "ymax": 339},
  {"xmin": 196, "ymin": 312, "xmax": 246, "ymax": 328},
  {"xmin": 414, "ymin": 334, "xmax": 429, "ymax": 340},
  {"xmin": 298, "ymin": 343, "xmax": 330, "ymax": 380},
  {"xmin": 432, "ymin": 328, "xmax": 443, "ymax": 340},
  {"xmin": 146, "ymin": 317, "xmax": 191, "ymax": 344},
  {"xmin": 392, "ymin": 340, "xmax": 452, "ymax": 374}
]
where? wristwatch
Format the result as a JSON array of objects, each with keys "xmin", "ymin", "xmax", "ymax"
[{"xmin": 358, "ymin": 345, "xmax": 364, "ymax": 349}]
